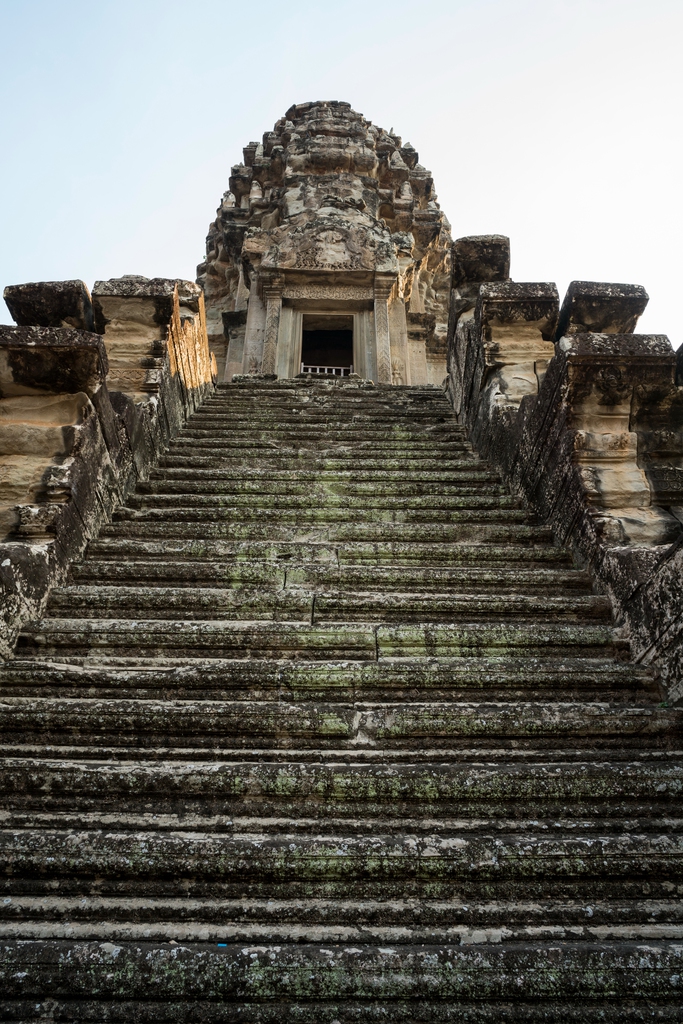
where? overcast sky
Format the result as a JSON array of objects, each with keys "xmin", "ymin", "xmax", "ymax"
[{"xmin": 1, "ymin": 0, "xmax": 681, "ymax": 346}]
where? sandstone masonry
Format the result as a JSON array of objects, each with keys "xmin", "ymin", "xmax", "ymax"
[{"xmin": 0, "ymin": 100, "xmax": 680, "ymax": 1020}]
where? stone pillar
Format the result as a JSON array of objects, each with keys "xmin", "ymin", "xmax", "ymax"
[
  {"xmin": 242, "ymin": 270, "xmax": 266, "ymax": 374},
  {"xmin": 261, "ymin": 276, "xmax": 284, "ymax": 376},
  {"xmin": 374, "ymin": 278, "xmax": 394, "ymax": 385}
]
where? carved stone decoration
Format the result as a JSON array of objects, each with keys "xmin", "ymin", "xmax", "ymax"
[
  {"xmin": 261, "ymin": 276, "xmax": 284, "ymax": 375},
  {"xmin": 197, "ymin": 101, "xmax": 452, "ymax": 382},
  {"xmin": 374, "ymin": 278, "xmax": 394, "ymax": 385},
  {"xmin": 283, "ymin": 285, "xmax": 373, "ymax": 301}
]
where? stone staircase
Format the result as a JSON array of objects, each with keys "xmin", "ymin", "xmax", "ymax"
[{"xmin": 0, "ymin": 377, "xmax": 681, "ymax": 1021}]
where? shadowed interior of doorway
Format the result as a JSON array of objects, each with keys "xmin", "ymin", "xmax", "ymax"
[{"xmin": 301, "ymin": 313, "xmax": 353, "ymax": 374}]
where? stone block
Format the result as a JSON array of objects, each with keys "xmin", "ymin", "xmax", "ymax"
[
  {"xmin": 476, "ymin": 281, "xmax": 560, "ymax": 337},
  {"xmin": 92, "ymin": 276, "xmax": 202, "ymax": 334},
  {"xmin": 92, "ymin": 277, "xmax": 203, "ymax": 395},
  {"xmin": 3, "ymin": 280, "xmax": 95, "ymax": 332},
  {"xmin": 555, "ymin": 281, "xmax": 649, "ymax": 340},
  {"xmin": 452, "ymin": 235, "xmax": 511, "ymax": 288},
  {"xmin": 0, "ymin": 326, "xmax": 108, "ymax": 396}
]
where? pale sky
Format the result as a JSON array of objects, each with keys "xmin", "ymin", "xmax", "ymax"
[{"xmin": 1, "ymin": 0, "xmax": 681, "ymax": 347}]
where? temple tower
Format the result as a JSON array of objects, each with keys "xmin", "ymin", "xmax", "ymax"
[{"xmin": 197, "ymin": 100, "xmax": 452, "ymax": 384}]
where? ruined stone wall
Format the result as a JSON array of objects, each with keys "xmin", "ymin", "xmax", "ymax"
[
  {"xmin": 0, "ymin": 279, "xmax": 215, "ymax": 657},
  {"xmin": 447, "ymin": 236, "xmax": 683, "ymax": 696}
]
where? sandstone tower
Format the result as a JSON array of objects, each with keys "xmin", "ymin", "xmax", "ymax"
[
  {"xmin": 0, "ymin": 101, "xmax": 681, "ymax": 1020},
  {"xmin": 198, "ymin": 100, "xmax": 451, "ymax": 385}
]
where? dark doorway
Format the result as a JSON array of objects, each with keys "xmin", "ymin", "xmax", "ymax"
[{"xmin": 301, "ymin": 314, "xmax": 353, "ymax": 375}]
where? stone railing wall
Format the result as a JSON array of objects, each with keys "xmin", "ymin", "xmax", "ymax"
[
  {"xmin": 0, "ymin": 278, "xmax": 215, "ymax": 657},
  {"xmin": 447, "ymin": 236, "xmax": 683, "ymax": 699}
]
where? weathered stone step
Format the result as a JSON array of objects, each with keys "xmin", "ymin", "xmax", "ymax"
[
  {"xmin": 313, "ymin": 590, "xmax": 609, "ymax": 623},
  {"xmin": 71, "ymin": 561, "xmax": 591, "ymax": 596},
  {"xmin": 0, "ymin": 701, "xmax": 678, "ymax": 754},
  {"xmin": 1, "ymin": 828, "xmax": 681, "ymax": 887},
  {"xmin": 16, "ymin": 620, "xmax": 617, "ymax": 660},
  {"xmin": 289, "ymin": 565, "xmax": 591, "ymax": 592},
  {"xmin": 125, "ymin": 492, "xmax": 524, "ymax": 511},
  {"xmin": 171, "ymin": 435, "xmax": 471, "ymax": 451},
  {"xmin": 48, "ymin": 586, "xmax": 610, "ymax": 625},
  {"xmin": 3, "ymin": 943, "xmax": 681, "ymax": 1021},
  {"xmin": 186, "ymin": 414, "xmax": 462, "ymax": 429},
  {"xmin": 112, "ymin": 505, "xmax": 531, "ymax": 526},
  {"xmin": 189, "ymin": 406, "xmax": 455, "ymax": 419},
  {"xmin": 0, "ymin": 941, "xmax": 680, "ymax": 1019},
  {"xmin": 168, "ymin": 440, "xmax": 475, "ymax": 457},
  {"xmin": 139, "ymin": 477, "xmax": 507, "ymax": 497},
  {"xmin": 0, "ymin": 657, "xmax": 652, "ymax": 701},
  {"xmin": 3, "ymin": 895, "xmax": 682, "ymax": 942},
  {"xmin": 97, "ymin": 522, "xmax": 553, "ymax": 546},
  {"xmin": 4, "ymin": 916, "xmax": 683, "ymax": 946},
  {"xmin": 160, "ymin": 455, "xmax": 479, "ymax": 471},
  {"xmin": 200, "ymin": 414, "xmax": 460, "ymax": 425},
  {"xmin": 84, "ymin": 538, "xmax": 570, "ymax": 566},
  {"xmin": 150, "ymin": 466, "xmax": 495, "ymax": 482}
]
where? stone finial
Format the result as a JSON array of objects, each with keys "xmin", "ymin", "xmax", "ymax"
[
  {"xmin": 452, "ymin": 235, "xmax": 511, "ymax": 288},
  {"xmin": 555, "ymin": 281, "xmax": 649, "ymax": 340},
  {"xmin": 3, "ymin": 280, "xmax": 95, "ymax": 333}
]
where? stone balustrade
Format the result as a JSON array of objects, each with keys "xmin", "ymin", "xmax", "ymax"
[
  {"xmin": 0, "ymin": 278, "xmax": 215, "ymax": 657},
  {"xmin": 447, "ymin": 236, "xmax": 683, "ymax": 697}
]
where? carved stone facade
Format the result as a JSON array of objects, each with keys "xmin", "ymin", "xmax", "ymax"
[{"xmin": 197, "ymin": 100, "xmax": 451, "ymax": 385}]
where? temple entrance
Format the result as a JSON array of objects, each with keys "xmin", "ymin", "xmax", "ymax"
[{"xmin": 300, "ymin": 314, "xmax": 353, "ymax": 376}]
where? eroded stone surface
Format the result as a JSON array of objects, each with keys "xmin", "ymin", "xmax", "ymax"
[{"xmin": 3, "ymin": 280, "xmax": 95, "ymax": 332}]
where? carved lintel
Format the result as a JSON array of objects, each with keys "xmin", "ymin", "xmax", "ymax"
[{"xmin": 282, "ymin": 285, "xmax": 373, "ymax": 301}]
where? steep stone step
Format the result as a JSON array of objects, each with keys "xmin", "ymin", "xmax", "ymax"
[
  {"xmin": 84, "ymin": 538, "xmax": 571, "ymax": 566},
  {"xmin": 16, "ymin": 620, "xmax": 618, "ymax": 660},
  {"xmin": 159, "ymin": 455, "xmax": 480, "ymax": 471},
  {"xmin": 3, "ymin": 895, "xmax": 682, "ymax": 943},
  {"xmin": 48, "ymin": 585, "xmax": 611, "ymax": 625},
  {"xmin": 125, "ymin": 492, "xmax": 524, "ymax": 511},
  {"xmin": 111, "ymin": 505, "xmax": 532, "ymax": 525},
  {"xmin": 72, "ymin": 561, "xmax": 592, "ymax": 594},
  {"xmin": 170, "ymin": 436, "xmax": 473, "ymax": 452},
  {"xmin": 1, "ymin": 942, "xmax": 681, "ymax": 1021},
  {"xmin": 0, "ymin": 657, "xmax": 653, "ymax": 701},
  {"xmin": 150, "ymin": 466, "xmax": 495, "ymax": 481},
  {"xmin": 139, "ymin": 478, "xmax": 507, "ymax": 497},
  {"xmin": 1, "ymin": 828, "xmax": 682, "ymax": 893},
  {"xmin": 167, "ymin": 440, "xmax": 476, "ymax": 458},
  {"xmin": 97, "ymin": 522, "xmax": 554, "ymax": 545},
  {"xmin": 0, "ymin": 701, "xmax": 679, "ymax": 754}
]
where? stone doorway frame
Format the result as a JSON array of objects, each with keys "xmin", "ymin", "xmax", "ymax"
[{"xmin": 276, "ymin": 299, "xmax": 377, "ymax": 382}]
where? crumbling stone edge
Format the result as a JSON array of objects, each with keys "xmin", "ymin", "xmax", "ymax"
[{"xmin": 446, "ymin": 237, "xmax": 683, "ymax": 700}]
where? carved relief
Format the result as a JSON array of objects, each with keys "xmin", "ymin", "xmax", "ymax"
[{"xmin": 283, "ymin": 285, "xmax": 373, "ymax": 301}]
